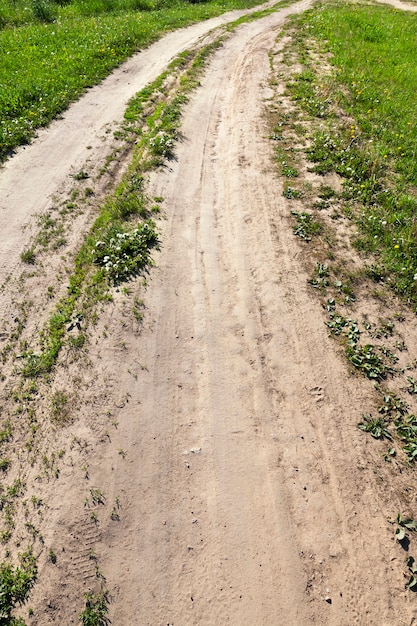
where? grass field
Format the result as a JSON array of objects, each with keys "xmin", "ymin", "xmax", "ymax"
[{"xmin": 0, "ymin": 0, "xmax": 262, "ymax": 162}]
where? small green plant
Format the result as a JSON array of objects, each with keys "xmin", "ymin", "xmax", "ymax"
[
  {"xmin": 406, "ymin": 556, "xmax": 417, "ymax": 590},
  {"xmin": 373, "ymin": 321, "xmax": 395, "ymax": 340},
  {"xmin": 358, "ymin": 414, "xmax": 392, "ymax": 440},
  {"xmin": 112, "ymin": 179, "xmax": 147, "ymax": 221},
  {"xmin": 95, "ymin": 564, "xmax": 106, "ymax": 584},
  {"xmin": 402, "ymin": 441, "xmax": 417, "ymax": 464},
  {"xmin": 50, "ymin": 390, "xmax": 70, "ymax": 424},
  {"xmin": 48, "ymin": 549, "xmax": 57, "ymax": 564},
  {"xmin": 407, "ymin": 376, "xmax": 417, "ymax": 395},
  {"xmin": 291, "ymin": 211, "xmax": 322, "ymax": 241},
  {"xmin": 94, "ymin": 222, "xmax": 158, "ymax": 284},
  {"xmin": 281, "ymin": 162, "xmax": 299, "ymax": 178},
  {"xmin": 132, "ymin": 298, "xmax": 145, "ymax": 323},
  {"xmin": 282, "ymin": 185, "xmax": 302, "ymax": 199},
  {"xmin": 20, "ymin": 248, "xmax": 36, "ymax": 265},
  {"xmin": 0, "ymin": 530, "xmax": 12, "ymax": 545},
  {"xmin": 110, "ymin": 496, "xmax": 121, "ymax": 521},
  {"xmin": 346, "ymin": 320, "xmax": 361, "ymax": 346},
  {"xmin": 0, "ymin": 458, "xmax": 11, "ymax": 473},
  {"xmin": 378, "ymin": 394, "xmax": 408, "ymax": 418},
  {"xmin": 25, "ymin": 522, "xmax": 40, "ymax": 540},
  {"xmin": 71, "ymin": 170, "xmax": 89, "ymax": 181},
  {"xmin": 7, "ymin": 479, "xmax": 25, "ymax": 498},
  {"xmin": 68, "ymin": 333, "xmax": 86, "ymax": 349},
  {"xmin": 0, "ymin": 549, "xmax": 37, "ymax": 623},
  {"xmin": 308, "ymin": 262, "xmax": 330, "ymax": 289},
  {"xmin": 90, "ymin": 488, "xmax": 105, "ymax": 506},
  {"xmin": 395, "ymin": 414, "xmax": 417, "ymax": 464},
  {"xmin": 364, "ymin": 265, "xmax": 386, "ymax": 284},
  {"xmin": 378, "ymin": 344, "xmax": 398, "ymax": 365},
  {"xmin": 30, "ymin": 496, "xmax": 43, "ymax": 509},
  {"xmin": 317, "ymin": 185, "xmax": 336, "ymax": 200},
  {"xmin": 326, "ymin": 314, "xmax": 348, "ymax": 336},
  {"xmin": 80, "ymin": 590, "xmax": 109, "ymax": 626},
  {"xmin": 347, "ymin": 344, "xmax": 389, "ymax": 381},
  {"xmin": 149, "ymin": 133, "xmax": 175, "ymax": 159},
  {"xmin": 397, "ymin": 513, "xmax": 417, "ymax": 532},
  {"xmin": 110, "ymin": 508, "xmax": 120, "ymax": 522}
]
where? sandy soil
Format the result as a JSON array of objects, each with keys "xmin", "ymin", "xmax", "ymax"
[
  {"xmin": 378, "ymin": 0, "xmax": 417, "ymax": 10},
  {"xmin": 2, "ymin": 0, "xmax": 417, "ymax": 624}
]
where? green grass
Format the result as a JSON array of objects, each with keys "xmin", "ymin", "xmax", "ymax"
[
  {"xmin": 285, "ymin": 0, "xmax": 417, "ymax": 308},
  {"xmin": 0, "ymin": 549, "xmax": 37, "ymax": 626},
  {"xmin": 291, "ymin": 210, "xmax": 322, "ymax": 242},
  {"xmin": 80, "ymin": 590, "xmax": 109, "ymax": 626},
  {"xmin": 0, "ymin": 0, "xmax": 265, "ymax": 162}
]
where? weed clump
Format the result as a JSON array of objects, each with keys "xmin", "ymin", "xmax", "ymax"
[
  {"xmin": 291, "ymin": 210, "xmax": 322, "ymax": 241},
  {"xmin": 20, "ymin": 248, "xmax": 36, "ymax": 265},
  {"xmin": 94, "ymin": 222, "xmax": 158, "ymax": 284},
  {"xmin": 0, "ymin": 549, "xmax": 37, "ymax": 625},
  {"xmin": 80, "ymin": 590, "xmax": 109, "ymax": 626}
]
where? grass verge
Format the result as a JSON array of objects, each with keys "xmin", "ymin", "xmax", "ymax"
[
  {"xmin": 269, "ymin": 0, "xmax": 417, "ymax": 591},
  {"xmin": 276, "ymin": 0, "xmax": 417, "ymax": 463},
  {"xmin": 286, "ymin": 0, "xmax": 417, "ymax": 306}
]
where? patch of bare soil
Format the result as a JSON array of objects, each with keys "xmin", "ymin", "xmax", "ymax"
[
  {"xmin": 377, "ymin": 0, "xmax": 417, "ymax": 10},
  {"xmin": 2, "ymin": 1, "xmax": 417, "ymax": 625}
]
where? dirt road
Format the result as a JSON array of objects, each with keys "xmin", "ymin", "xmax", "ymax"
[{"xmin": 3, "ymin": 1, "xmax": 417, "ymax": 624}]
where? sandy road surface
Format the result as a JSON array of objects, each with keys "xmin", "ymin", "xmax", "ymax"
[{"xmin": 3, "ymin": 0, "xmax": 417, "ymax": 624}]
